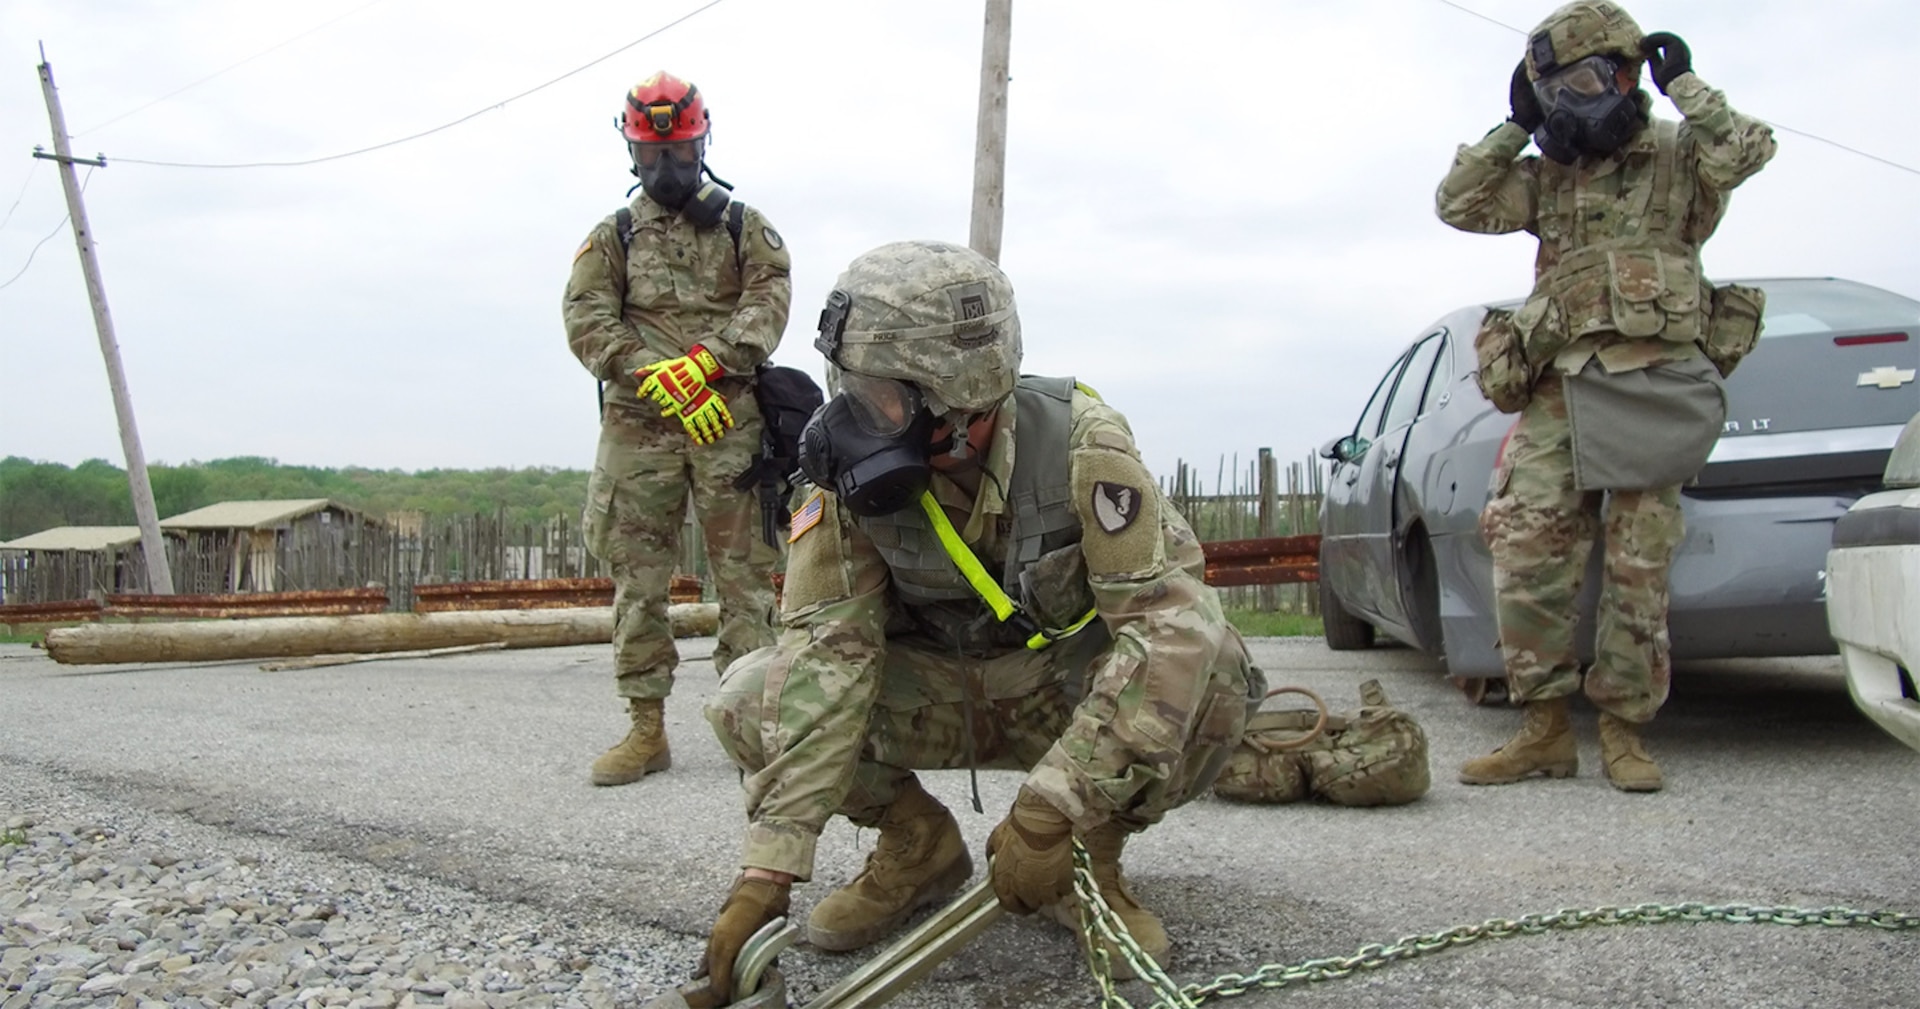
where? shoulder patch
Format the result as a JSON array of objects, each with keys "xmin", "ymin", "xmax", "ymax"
[
  {"xmin": 789, "ymin": 490, "xmax": 826, "ymax": 542},
  {"xmin": 573, "ymin": 239, "xmax": 592, "ymax": 263},
  {"xmin": 1091, "ymin": 481, "xmax": 1142, "ymax": 534},
  {"xmin": 762, "ymin": 226, "xmax": 783, "ymax": 250}
]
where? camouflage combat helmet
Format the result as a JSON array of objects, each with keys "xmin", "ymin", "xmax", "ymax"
[
  {"xmin": 1524, "ymin": 1, "xmax": 1645, "ymax": 80},
  {"xmin": 815, "ymin": 240, "xmax": 1023, "ymax": 415}
]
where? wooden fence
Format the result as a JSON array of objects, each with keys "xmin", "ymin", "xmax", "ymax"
[
  {"xmin": 5, "ymin": 455, "xmax": 1324, "ymax": 614},
  {"xmin": 1161, "ymin": 448, "xmax": 1326, "ymax": 613}
]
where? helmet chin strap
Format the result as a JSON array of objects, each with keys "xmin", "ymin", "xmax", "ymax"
[{"xmin": 945, "ymin": 414, "xmax": 972, "ymax": 461}]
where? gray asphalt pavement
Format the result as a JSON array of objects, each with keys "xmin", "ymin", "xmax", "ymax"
[{"xmin": 3, "ymin": 635, "xmax": 1918, "ymax": 1008}]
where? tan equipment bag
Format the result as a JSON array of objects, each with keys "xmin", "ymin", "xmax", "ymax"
[{"xmin": 1213, "ymin": 680, "xmax": 1431, "ymax": 807}]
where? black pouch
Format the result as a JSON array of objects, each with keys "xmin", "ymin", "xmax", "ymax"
[{"xmin": 733, "ymin": 365, "xmax": 827, "ymax": 543}]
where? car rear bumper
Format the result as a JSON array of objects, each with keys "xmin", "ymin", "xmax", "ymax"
[
  {"xmin": 1665, "ymin": 493, "xmax": 1849, "ymax": 657},
  {"xmin": 1669, "ymin": 603, "xmax": 1834, "ymax": 658},
  {"xmin": 1826, "ymin": 488, "xmax": 1920, "ymax": 753}
]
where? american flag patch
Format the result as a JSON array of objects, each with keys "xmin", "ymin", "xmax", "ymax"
[{"xmin": 788, "ymin": 490, "xmax": 826, "ymax": 543}]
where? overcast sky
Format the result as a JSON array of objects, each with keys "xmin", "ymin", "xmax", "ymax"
[{"xmin": 3, "ymin": 0, "xmax": 1916, "ymax": 489}]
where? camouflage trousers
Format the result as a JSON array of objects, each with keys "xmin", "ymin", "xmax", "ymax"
[
  {"xmin": 1480, "ymin": 376, "xmax": 1682, "ymax": 723},
  {"xmin": 705, "ymin": 628, "xmax": 1240, "ymax": 875},
  {"xmin": 584, "ymin": 396, "xmax": 780, "ymax": 701}
]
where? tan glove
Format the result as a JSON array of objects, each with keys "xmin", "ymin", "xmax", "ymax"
[
  {"xmin": 699, "ymin": 875, "xmax": 790, "ymax": 1004},
  {"xmin": 986, "ymin": 786, "xmax": 1076, "ymax": 914}
]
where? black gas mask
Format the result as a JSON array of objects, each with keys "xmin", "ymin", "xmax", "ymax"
[
  {"xmin": 1529, "ymin": 53, "xmax": 1644, "ymax": 163},
  {"xmin": 797, "ymin": 290, "xmax": 943, "ymax": 517},
  {"xmin": 797, "ymin": 378, "xmax": 939, "ymax": 517},
  {"xmin": 630, "ymin": 138, "xmax": 706, "ymax": 210}
]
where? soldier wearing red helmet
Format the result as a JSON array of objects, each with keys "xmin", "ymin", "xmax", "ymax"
[{"xmin": 564, "ymin": 71, "xmax": 793, "ymax": 788}]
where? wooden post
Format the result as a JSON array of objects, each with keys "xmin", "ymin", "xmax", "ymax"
[
  {"xmin": 1257, "ymin": 448, "xmax": 1277, "ymax": 611},
  {"xmin": 43, "ymin": 603, "xmax": 722, "ymax": 665},
  {"xmin": 33, "ymin": 47, "xmax": 174, "ymax": 594},
  {"xmin": 969, "ymin": 0, "xmax": 1013, "ymax": 263}
]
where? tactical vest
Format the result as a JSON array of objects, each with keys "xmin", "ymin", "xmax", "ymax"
[
  {"xmin": 855, "ymin": 376, "xmax": 1083, "ymax": 650},
  {"xmin": 1526, "ymin": 118, "xmax": 1713, "ymax": 359}
]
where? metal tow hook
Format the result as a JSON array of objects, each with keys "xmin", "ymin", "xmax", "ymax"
[
  {"xmin": 642, "ymin": 878, "xmax": 1003, "ymax": 1009},
  {"xmin": 643, "ymin": 916, "xmax": 801, "ymax": 1009},
  {"xmin": 798, "ymin": 878, "xmax": 1003, "ymax": 1009}
]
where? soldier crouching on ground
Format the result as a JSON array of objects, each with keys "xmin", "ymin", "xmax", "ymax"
[
  {"xmin": 563, "ymin": 71, "xmax": 790, "ymax": 787},
  {"xmin": 676, "ymin": 240, "xmax": 1263, "ymax": 1004},
  {"xmin": 1436, "ymin": 1, "xmax": 1774, "ymax": 791}
]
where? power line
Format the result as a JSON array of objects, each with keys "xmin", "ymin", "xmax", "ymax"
[
  {"xmin": 72, "ymin": 0, "xmax": 394, "ymax": 138},
  {"xmin": 0, "ymin": 163, "xmax": 38, "ymax": 232},
  {"xmin": 1433, "ymin": 0, "xmax": 1920, "ymax": 178},
  {"xmin": 0, "ymin": 168, "xmax": 92, "ymax": 293},
  {"xmin": 107, "ymin": 0, "xmax": 727, "ymax": 170}
]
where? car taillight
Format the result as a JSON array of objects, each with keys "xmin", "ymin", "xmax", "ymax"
[{"xmin": 1834, "ymin": 333, "xmax": 1910, "ymax": 347}]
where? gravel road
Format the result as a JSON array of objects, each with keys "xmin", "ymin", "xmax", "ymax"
[{"xmin": 3, "ymin": 636, "xmax": 1917, "ymax": 1008}]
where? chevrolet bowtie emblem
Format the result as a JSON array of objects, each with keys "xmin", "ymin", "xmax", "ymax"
[{"xmin": 1857, "ymin": 366, "xmax": 1917, "ymax": 390}]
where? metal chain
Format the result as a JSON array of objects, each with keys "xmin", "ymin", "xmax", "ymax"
[{"xmin": 1068, "ymin": 844, "xmax": 1920, "ymax": 1009}]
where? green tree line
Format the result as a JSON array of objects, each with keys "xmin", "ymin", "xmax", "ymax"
[{"xmin": 0, "ymin": 457, "xmax": 590, "ymax": 541}]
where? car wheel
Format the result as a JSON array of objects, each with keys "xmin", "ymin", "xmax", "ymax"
[
  {"xmin": 1318, "ymin": 557, "xmax": 1375, "ymax": 651},
  {"xmin": 1402, "ymin": 529, "xmax": 1444, "ymax": 655}
]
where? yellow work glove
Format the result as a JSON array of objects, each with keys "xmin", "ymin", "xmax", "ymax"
[
  {"xmin": 637, "ymin": 344, "xmax": 734, "ymax": 445},
  {"xmin": 698, "ymin": 875, "xmax": 790, "ymax": 1005},
  {"xmin": 986, "ymin": 786, "xmax": 1076, "ymax": 914}
]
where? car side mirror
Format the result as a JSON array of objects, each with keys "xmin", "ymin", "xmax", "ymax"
[{"xmin": 1319, "ymin": 436, "xmax": 1353, "ymax": 463}]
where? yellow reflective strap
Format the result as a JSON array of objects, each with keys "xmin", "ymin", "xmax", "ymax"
[
  {"xmin": 916, "ymin": 492, "xmax": 1018, "ymax": 622},
  {"xmin": 916, "ymin": 491, "xmax": 1101, "ymax": 651},
  {"xmin": 1023, "ymin": 607, "xmax": 1099, "ymax": 650},
  {"xmin": 1074, "ymin": 381, "xmax": 1102, "ymax": 401}
]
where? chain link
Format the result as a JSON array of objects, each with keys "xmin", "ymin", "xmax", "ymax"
[{"xmin": 1067, "ymin": 842, "xmax": 1920, "ymax": 1009}]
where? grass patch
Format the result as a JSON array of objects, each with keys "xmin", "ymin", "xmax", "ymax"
[
  {"xmin": 1227, "ymin": 610, "xmax": 1324, "ymax": 638},
  {"xmin": 0, "ymin": 629, "xmax": 46, "ymax": 645},
  {"xmin": 0, "ymin": 828, "xmax": 26, "ymax": 846}
]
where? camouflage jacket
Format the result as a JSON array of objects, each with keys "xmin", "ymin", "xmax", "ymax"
[
  {"xmin": 1435, "ymin": 73, "xmax": 1775, "ymax": 374},
  {"xmin": 562, "ymin": 193, "xmax": 791, "ymax": 407},
  {"xmin": 741, "ymin": 386, "xmax": 1250, "ymax": 875}
]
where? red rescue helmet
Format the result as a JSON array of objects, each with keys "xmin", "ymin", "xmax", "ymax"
[{"xmin": 618, "ymin": 71, "xmax": 710, "ymax": 144}]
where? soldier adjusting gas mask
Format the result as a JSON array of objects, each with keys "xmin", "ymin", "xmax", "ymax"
[{"xmin": 1530, "ymin": 52, "xmax": 1643, "ymax": 163}]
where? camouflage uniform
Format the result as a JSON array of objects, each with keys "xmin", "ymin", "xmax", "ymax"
[
  {"xmin": 704, "ymin": 385, "xmax": 1259, "ymax": 879},
  {"xmin": 1436, "ymin": 24, "xmax": 1774, "ymax": 723},
  {"xmin": 564, "ymin": 192, "xmax": 791, "ymax": 697}
]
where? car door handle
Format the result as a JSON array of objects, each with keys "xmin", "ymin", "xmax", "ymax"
[
  {"xmin": 1383, "ymin": 449, "xmax": 1400, "ymax": 468},
  {"xmin": 1343, "ymin": 468, "xmax": 1359, "ymax": 486}
]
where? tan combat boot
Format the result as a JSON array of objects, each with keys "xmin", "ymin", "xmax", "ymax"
[
  {"xmin": 1044, "ymin": 824, "xmax": 1170, "ymax": 980},
  {"xmin": 1598, "ymin": 713, "xmax": 1664, "ymax": 792},
  {"xmin": 807, "ymin": 779, "xmax": 973, "ymax": 952},
  {"xmin": 1458, "ymin": 697, "xmax": 1577, "ymax": 785},
  {"xmin": 589, "ymin": 698, "xmax": 671, "ymax": 786}
]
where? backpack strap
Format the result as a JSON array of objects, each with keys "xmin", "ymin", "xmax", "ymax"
[
  {"xmin": 614, "ymin": 206, "xmax": 635, "ymax": 252},
  {"xmin": 726, "ymin": 199, "xmax": 745, "ymax": 262}
]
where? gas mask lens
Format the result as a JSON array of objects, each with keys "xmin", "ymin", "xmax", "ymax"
[
  {"xmin": 629, "ymin": 139, "xmax": 704, "ymax": 168},
  {"xmin": 1533, "ymin": 55, "xmax": 1620, "ymax": 109},
  {"xmin": 839, "ymin": 374, "xmax": 927, "ymax": 438}
]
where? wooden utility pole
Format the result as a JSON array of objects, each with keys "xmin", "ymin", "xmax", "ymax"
[
  {"xmin": 968, "ymin": 0, "xmax": 1012, "ymax": 263},
  {"xmin": 34, "ymin": 46, "xmax": 174, "ymax": 594}
]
